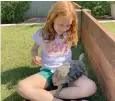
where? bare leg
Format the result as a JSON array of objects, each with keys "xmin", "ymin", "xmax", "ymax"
[
  {"xmin": 31, "ymin": 98, "xmax": 64, "ymax": 101},
  {"xmin": 17, "ymin": 73, "xmax": 63, "ymax": 101},
  {"xmin": 54, "ymin": 75, "xmax": 97, "ymax": 99}
]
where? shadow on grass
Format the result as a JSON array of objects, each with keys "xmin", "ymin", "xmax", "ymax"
[
  {"xmin": 1, "ymin": 66, "xmax": 41, "ymax": 90},
  {"xmin": 3, "ymin": 92, "xmax": 24, "ymax": 101},
  {"xmin": 71, "ymin": 40, "xmax": 85, "ymax": 60}
]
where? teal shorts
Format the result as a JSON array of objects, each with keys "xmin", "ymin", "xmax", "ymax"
[{"xmin": 39, "ymin": 67, "xmax": 54, "ymax": 90}]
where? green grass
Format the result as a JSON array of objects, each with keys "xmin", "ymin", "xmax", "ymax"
[
  {"xmin": 101, "ymin": 22, "xmax": 115, "ymax": 34},
  {"xmin": 1, "ymin": 25, "xmax": 107, "ymax": 101}
]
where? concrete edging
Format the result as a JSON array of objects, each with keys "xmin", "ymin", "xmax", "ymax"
[{"xmin": 1, "ymin": 20, "xmax": 115, "ymax": 27}]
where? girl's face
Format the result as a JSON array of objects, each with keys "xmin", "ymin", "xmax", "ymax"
[{"xmin": 54, "ymin": 15, "xmax": 72, "ymax": 36}]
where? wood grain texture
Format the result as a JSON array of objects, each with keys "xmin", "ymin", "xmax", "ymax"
[{"xmin": 81, "ymin": 10, "xmax": 115, "ymax": 101}]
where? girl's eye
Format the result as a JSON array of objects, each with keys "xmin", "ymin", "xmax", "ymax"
[{"xmin": 59, "ymin": 24, "xmax": 71, "ymax": 27}]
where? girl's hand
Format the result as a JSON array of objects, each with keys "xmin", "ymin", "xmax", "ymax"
[{"xmin": 32, "ymin": 56, "xmax": 41, "ymax": 65}]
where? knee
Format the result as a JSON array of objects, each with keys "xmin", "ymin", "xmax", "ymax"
[
  {"xmin": 89, "ymin": 80, "xmax": 97, "ymax": 94},
  {"xmin": 16, "ymin": 80, "xmax": 29, "ymax": 95},
  {"xmin": 83, "ymin": 80, "xmax": 97, "ymax": 97}
]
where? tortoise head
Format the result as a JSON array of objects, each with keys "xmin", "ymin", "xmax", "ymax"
[{"xmin": 53, "ymin": 62, "xmax": 70, "ymax": 86}]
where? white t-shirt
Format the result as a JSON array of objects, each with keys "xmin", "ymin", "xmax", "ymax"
[{"xmin": 33, "ymin": 28, "xmax": 72, "ymax": 73}]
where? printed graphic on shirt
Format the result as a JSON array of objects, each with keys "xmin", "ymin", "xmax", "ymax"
[{"xmin": 45, "ymin": 41, "xmax": 70, "ymax": 56}]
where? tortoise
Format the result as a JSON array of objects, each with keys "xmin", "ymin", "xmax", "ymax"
[{"xmin": 52, "ymin": 53, "xmax": 88, "ymax": 99}]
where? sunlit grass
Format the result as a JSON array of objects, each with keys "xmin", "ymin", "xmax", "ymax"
[{"xmin": 101, "ymin": 22, "xmax": 115, "ymax": 34}]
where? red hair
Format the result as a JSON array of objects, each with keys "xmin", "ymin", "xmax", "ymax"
[{"xmin": 42, "ymin": 1, "xmax": 78, "ymax": 46}]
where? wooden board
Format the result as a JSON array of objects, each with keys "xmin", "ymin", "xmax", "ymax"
[{"xmin": 81, "ymin": 10, "xmax": 115, "ymax": 101}]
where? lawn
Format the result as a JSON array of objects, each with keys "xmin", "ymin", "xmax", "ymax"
[
  {"xmin": 101, "ymin": 22, "xmax": 115, "ymax": 34},
  {"xmin": 1, "ymin": 24, "xmax": 107, "ymax": 101}
]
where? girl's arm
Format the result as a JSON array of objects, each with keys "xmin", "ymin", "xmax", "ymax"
[
  {"xmin": 31, "ymin": 42, "xmax": 39, "ymax": 57},
  {"xmin": 31, "ymin": 42, "xmax": 41, "ymax": 65}
]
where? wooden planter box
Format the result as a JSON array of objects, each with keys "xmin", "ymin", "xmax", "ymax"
[{"xmin": 73, "ymin": 3, "xmax": 115, "ymax": 101}]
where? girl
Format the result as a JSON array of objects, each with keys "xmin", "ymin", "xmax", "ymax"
[{"xmin": 17, "ymin": 1, "xmax": 97, "ymax": 101}]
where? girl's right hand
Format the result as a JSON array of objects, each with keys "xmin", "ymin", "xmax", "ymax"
[{"xmin": 32, "ymin": 56, "xmax": 42, "ymax": 65}]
